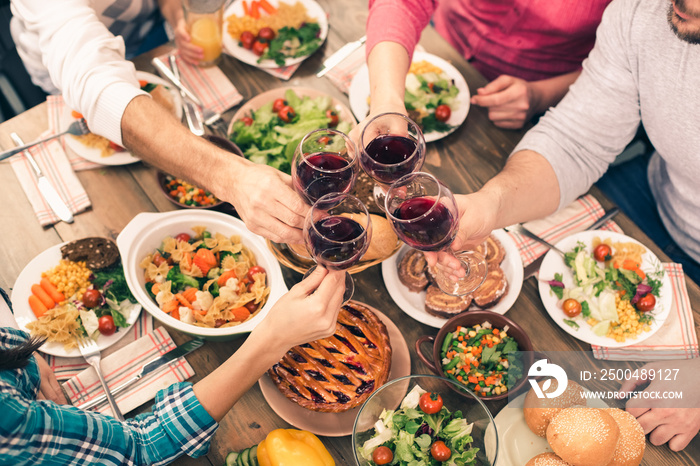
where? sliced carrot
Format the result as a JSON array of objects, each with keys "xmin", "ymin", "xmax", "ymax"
[
  {"xmin": 230, "ymin": 306, "xmax": 251, "ymax": 322},
  {"xmin": 151, "ymin": 283, "xmax": 160, "ymax": 295},
  {"xmin": 195, "ymin": 248, "xmax": 218, "ymax": 266},
  {"xmin": 181, "ymin": 287, "xmax": 198, "ymax": 303},
  {"xmin": 217, "ymin": 269, "xmax": 237, "ymax": 286},
  {"xmin": 193, "ymin": 256, "xmax": 211, "ymax": 276},
  {"xmin": 171, "ymin": 307, "xmax": 180, "ymax": 320},
  {"xmin": 242, "ymin": 0, "xmax": 250, "ymax": 16},
  {"xmin": 622, "ymin": 258, "xmax": 641, "ymax": 270},
  {"xmin": 31, "ymin": 284, "xmax": 55, "ymax": 309},
  {"xmin": 162, "ymin": 299, "xmax": 179, "ymax": 314},
  {"xmin": 249, "ymin": 0, "xmax": 260, "ymax": 18},
  {"xmin": 71, "ymin": 110, "xmax": 83, "ymax": 119},
  {"xmin": 633, "ymin": 267, "xmax": 646, "ymax": 281},
  {"xmin": 175, "ymin": 293, "xmax": 194, "ymax": 309},
  {"xmin": 40, "ymin": 278, "xmax": 65, "ymax": 303},
  {"xmin": 138, "ymin": 79, "xmax": 148, "ymax": 88},
  {"xmin": 468, "ymin": 376, "xmax": 478, "ymax": 384},
  {"xmin": 28, "ymin": 295, "xmax": 49, "ymax": 318},
  {"xmin": 258, "ymin": 0, "xmax": 277, "ymax": 14}
]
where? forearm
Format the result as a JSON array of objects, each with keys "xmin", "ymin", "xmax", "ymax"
[
  {"xmin": 367, "ymin": 41, "xmax": 410, "ymax": 113},
  {"xmin": 528, "ymin": 70, "xmax": 582, "ymax": 115}
]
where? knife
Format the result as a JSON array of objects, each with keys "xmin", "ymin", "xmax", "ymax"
[
  {"xmin": 523, "ymin": 207, "xmax": 620, "ymax": 279},
  {"xmin": 10, "ymin": 133, "xmax": 74, "ymax": 224},
  {"xmin": 316, "ymin": 35, "xmax": 366, "ymax": 78},
  {"xmin": 78, "ymin": 337, "xmax": 204, "ymax": 411},
  {"xmin": 151, "ymin": 57, "xmax": 203, "ymax": 106},
  {"xmin": 169, "ymin": 55, "xmax": 205, "ymax": 136}
]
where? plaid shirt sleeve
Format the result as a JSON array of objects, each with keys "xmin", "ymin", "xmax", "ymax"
[{"xmin": 0, "ymin": 329, "xmax": 218, "ymax": 466}]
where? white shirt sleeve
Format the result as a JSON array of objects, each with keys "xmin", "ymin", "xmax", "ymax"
[{"xmin": 10, "ymin": 0, "xmax": 148, "ymax": 145}]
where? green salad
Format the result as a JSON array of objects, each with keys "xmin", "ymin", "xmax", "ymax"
[
  {"xmin": 228, "ymin": 89, "xmax": 353, "ymax": 174},
  {"xmin": 260, "ymin": 23, "xmax": 322, "ymax": 66},
  {"xmin": 404, "ymin": 65, "xmax": 459, "ymax": 133},
  {"xmin": 358, "ymin": 385, "xmax": 480, "ymax": 466}
]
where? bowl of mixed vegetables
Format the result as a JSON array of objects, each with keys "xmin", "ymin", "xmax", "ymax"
[
  {"xmin": 352, "ymin": 374, "xmax": 498, "ymax": 465},
  {"xmin": 416, "ymin": 311, "xmax": 533, "ymax": 401}
]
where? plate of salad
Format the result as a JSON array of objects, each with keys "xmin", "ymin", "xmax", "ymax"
[
  {"xmin": 11, "ymin": 242, "xmax": 142, "ymax": 358},
  {"xmin": 227, "ymin": 87, "xmax": 356, "ymax": 174},
  {"xmin": 537, "ymin": 231, "xmax": 672, "ymax": 348},
  {"xmin": 223, "ymin": 0, "xmax": 328, "ymax": 68},
  {"xmin": 353, "ymin": 375, "xmax": 497, "ymax": 465},
  {"xmin": 348, "ymin": 51, "xmax": 470, "ymax": 143}
]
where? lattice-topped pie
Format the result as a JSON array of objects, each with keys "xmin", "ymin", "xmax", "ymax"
[{"xmin": 268, "ymin": 300, "xmax": 392, "ymax": 412}]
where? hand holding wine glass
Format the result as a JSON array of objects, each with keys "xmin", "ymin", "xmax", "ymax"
[
  {"xmin": 303, "ymin": 193, "xmax": 373, "ymax": 302},
  {"xmin": 385, "ymin": 172, "xmax": 487, "ymax": 296}
]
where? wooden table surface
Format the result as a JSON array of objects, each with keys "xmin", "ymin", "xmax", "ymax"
[{"xmin": 1, "ymin": 1, "xmax": 698, "ymax": 464}]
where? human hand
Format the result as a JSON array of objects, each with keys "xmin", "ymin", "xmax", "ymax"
[
  {"xmin": 620, "ymin": 360, "xmax": 700, "ymax": 451},
  {"xmin": 34, "ymin": 353, "xmax": 68, "ymax": 404},
  {"xmin": 226, "ymin": 162, "xmax": 309, "ymax": 243},
  {"xmin": 349, "ymin": 101, "xmax": 408, "ymax": 151},
  {"xmin": 173, "ymin": 19, "xmax": 204, "ymax": 65},
  {"xmin": 470, "ymin": 75, "xmax": 537, "ymax": 129},
  {"xmin": 256, "ymin": 267, "xmax": 345, "ymax": 350}
]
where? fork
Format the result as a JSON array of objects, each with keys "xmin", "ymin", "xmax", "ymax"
[
  {"xmin": 76, "ymin": 335, "xmax": 125, "ymax": 421},
  {"xmin": 0, "ymin": 119, "xmax": 89, "ymax": 162}
]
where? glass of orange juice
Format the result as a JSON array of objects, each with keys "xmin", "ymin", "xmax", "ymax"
[{"xmin": 183, "ymin": 0, "xmax": 225, "ymax": 67}]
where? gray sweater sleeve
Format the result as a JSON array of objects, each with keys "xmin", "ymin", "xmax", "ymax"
[{"xmin": 512, "ymin": 0, "xmax": 643, "ymax": 211}]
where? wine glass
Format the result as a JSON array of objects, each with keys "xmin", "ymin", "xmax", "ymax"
[
  {"xmin": 303, "ymin": 193, "xmax": 373, "ymax": 302},
  {"xmin": 292, "ymin": 128, "xmax": 359, "ymax": 205},
  {"xmin": 384, "ymin": 172, "xmax": 487, "ymax": 296},
  {"xmin": 359, "ymin": 112, "xmax": 426, "ymax": 210}
]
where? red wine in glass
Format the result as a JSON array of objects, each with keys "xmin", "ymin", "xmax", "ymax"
[
  {"xmin": 294, "ymin": 152, "xmax": 354, "ymax": 204},
  {"xmin": 362, "ymin": 134, "xmax": 420, "ymax": 185},
  {"xmin": 391, "ymin": 197, "xmax": 457, "ymax": 251},
  {"xmin": 307, "ymin": 216, "xmax": 367, "ymax": 269}
]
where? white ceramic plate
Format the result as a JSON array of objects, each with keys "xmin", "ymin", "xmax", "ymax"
[
  {"xmin": 381, "ymin": 229, "xmax": 523, "ymax": 328},
  {"xmin": 348, "ymin": 51, "xmax": 470, "ymax": 143},
  {"xmin": 11, "ymin": 243, "xmax": 142, "ymax": 358},
  {"xmin": 537, "ymin": 230, "xmax": 672, "ymax": 348},
  {"xmin": 489, "ymin": 391, "xmax": 608, "ymax": 466},
  {"xmin": 259, "ymin": 307, "xmax": 411, "ymax": 437},
  {"xmin": 116, "ymin": 210, "xmax": 287, "ymax": 340},
  {"xmin": 61, "ymin": 71, "xmax": 182, "ymax": 166},
  {"xmin": 222, "ymin": 0, "xmax": 328, "ymax": 69}
]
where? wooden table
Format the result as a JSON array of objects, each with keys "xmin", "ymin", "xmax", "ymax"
[{"xmin": 1, "ymin": 1, "xmax": 698, "ymax": 464}]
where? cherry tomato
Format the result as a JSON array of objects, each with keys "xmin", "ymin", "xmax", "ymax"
[
  {"xmin": 252, "ymin": 40, "xmax": 269, "ymax": 56},
  {"xmin": 272, "ymin": 98, "xmax": 286, "ymax": 112},
  {"xmin": 152, "ymin": 252, "xmax": 167, "ymax": 267},
  {"xmin": 242, "ymin": 116, "xmax": 254, "ymax": 126},
  {"xmin": 244, "ymin": 301, "xmax": 258, "ymax": 313},
  {"xmin": 317, "ymin": 136, "xmax": 331, "ymax": 145},
  {"xmin": 562, "ymin": 298, "xmax": 582, "ymax": 317},
  {"xmin": 637, "ymin": 293, "xmax": 656, "ymax": 312},
  {"xmin": 419, "ymin": 392, "xmax": 443, "ymax": 414},
  {"xmin": 108, "ymin": 141, "xmax": 125, "ymax": 151},
  {"xmin": 435, "ymin": 104, "xmax": 451, "ymax": 122},
  {"xmin": 258, "ymin": 27, "xmax": 275, "ymax": 41},
  {"xmin": 430, "ymin": 440, "xmax": 452, "ymax": 462},
  {"xmin": 326, "ymin": 109, "xmax": 339, "ymax": 127},
  {"xmin": 98, "ymin": 315, "xmax": 116, "ymax": 336},
  {"xmin": 175, "ymin": 233, "xmax": 191, "ymax": 243},
  {"xmin": 82, "ymin": 289, "xmax": 102, "ymax": 308},
  {"xmin": 593, "ymin": 243, "xmax": 612, "ymax": 262},
  {"xmin": 372, "ymin": 446, "xmax": 393, "ymax": 465},
  {"xmin": 278, "ymin": 105, "xmax": 296, "ymax": 123},
  {"xmin": 247, "ymin": 265, "xmax": 266, "ymax": 281},
  {"xmin": 240, "ymin": 31, "xmax": 255, "ymax": 50}
]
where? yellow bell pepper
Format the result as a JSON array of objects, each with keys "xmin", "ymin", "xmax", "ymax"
[{"xmin": 256, "ymin": 429, "xmax": 335, "ymax": 466}]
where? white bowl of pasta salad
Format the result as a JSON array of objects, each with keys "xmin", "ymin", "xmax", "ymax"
[{"xmin": 117, "ymin": 210, "xmax": 287, "ymax": 340}]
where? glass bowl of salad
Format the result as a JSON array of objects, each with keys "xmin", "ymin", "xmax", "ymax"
[
  {"xmin": 353, "ymin": 374, "xmax": 498, "ymax": 465},
  {"xmin": 416, "ymin": 311, "xmax": 534, "ymax": 401}
]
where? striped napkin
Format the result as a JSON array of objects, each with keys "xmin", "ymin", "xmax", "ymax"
[
  {"xmin": 156, "ymin": 51, "xmax": 244, "ymax": 115},
  {"xmin": 8, "ymin": 133, "xmax": 92, "ymax": 226},
  {"xmin": 48, "ymin": 96, "xmax": 103, "ymax": 172},
  {"xmin": 46, "ymin": 312, "xmax": 154, "ymax": 380},
  {"xmin": 258, "ymin": 62, "xmax": 301, "ymax": 80},
  {"xmin": 592, "ymin": 263, "xmax": 700, "ymax": 361},
  {"xmin": 63, "ymin": 326, "xmax": 195, "ymax": 417}
]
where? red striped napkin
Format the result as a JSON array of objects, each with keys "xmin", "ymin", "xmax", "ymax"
[
  {"xmin": 47, "ymin": 96, "xmax": 103, "ymax": 171},
  {"xmin": 506, "ymin": 194, "xmax": 621, "ymax": 268},
  {"xmin": 157, "ymin": 51, "xmax": 243, "ymax": 115},
  {"xmin": 63, "ymin": 326, "xmax": 195, "ymax": 417},
  {"xmin": 8, "ymin": 133, "xmax": 92, "ymax": 226},
  {"xmin": 46, "ymin": 312, "xmax": 154, "ymax": 380},
  {"xmin": 259, "ymin": 62, "xmax": 301, "ymax": 80},
  {"xmin": 592, "ymin": 263, "xmax": 699, "ymax": 361}
]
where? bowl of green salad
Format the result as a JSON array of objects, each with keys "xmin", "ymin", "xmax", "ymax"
[{"xmin": 352, "ymin": 374, "xmax": 498, "ymax": 465}]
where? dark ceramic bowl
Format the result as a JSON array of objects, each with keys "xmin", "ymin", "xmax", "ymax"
[
  {"xmin": 416, "ymin": 310, "xmax": 534, "ymax": 401},
  {"xmin": 157, "ymin": 135, "xmax": 242, "ymax": 210}
]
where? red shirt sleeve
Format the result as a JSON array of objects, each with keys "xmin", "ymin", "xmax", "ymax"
[{"xmin": 366, "ymin": 0, "xmax": 438, "ymax": 59}]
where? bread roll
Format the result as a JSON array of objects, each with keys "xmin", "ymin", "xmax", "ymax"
[
  {"xmin": 341, "ymin": 213, "xmax": 398, "ymax": 261},
  {"xmin": 605, "ymin": 408, "xmax": 645, "ymax": 466},
  {"xmin": 524, "ymin": 379, "xmax": 585, "ymax": 437},
  {"xmin": 547, "ymin": 407, "xmax": 619, "ymax": 466},
  {"xmin": 525, "ymin": 453, "xmax": 571, "ymax": 466}
]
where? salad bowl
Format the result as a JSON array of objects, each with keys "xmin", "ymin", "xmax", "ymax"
[
  {"xmin": 353, "ymin": 374, "xmax": 498, "ymax": 465},
  {"xmin": 116, "ymin": 210, "xmax": 287, "ymax": 341}
]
